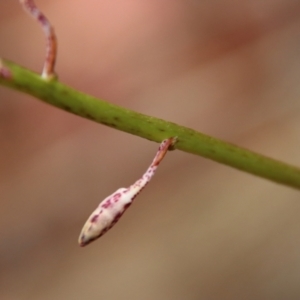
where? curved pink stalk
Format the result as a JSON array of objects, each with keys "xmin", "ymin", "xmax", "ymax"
[{"xmin": 19, "ymin": 0, "xmax": 57, "ymax": 79}]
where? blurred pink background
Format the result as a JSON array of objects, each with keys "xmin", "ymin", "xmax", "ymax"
[{"xmin": 1, "ymin": 1, "xmax": 300, "ymax": 299}]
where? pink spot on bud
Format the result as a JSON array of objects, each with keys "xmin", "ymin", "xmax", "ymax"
[
  {"xmin": 91, "ymin": 214, "xmax": 99, "ymax": 223},
  {"xmin": 113, "ymin": 193, "xmax": 121, "ymax": 202},
  {"xmin": 101, "ymin": 199, "xmax": 112, "ymax": 209}
]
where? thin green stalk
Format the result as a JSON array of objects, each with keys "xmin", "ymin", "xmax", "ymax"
[{"xmin": 1, "ymin": 59, "xmax": 300, "ymax": 190}]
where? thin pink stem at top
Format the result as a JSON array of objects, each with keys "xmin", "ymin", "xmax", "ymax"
[{"xmin": 19, "ymin": 0, "xmax": 57, "ymax": 79}]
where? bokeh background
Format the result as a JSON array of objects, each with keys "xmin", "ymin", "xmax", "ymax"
[{"xmin": 1, "ymin": 1, "xmax": 300, "ymax": 299}]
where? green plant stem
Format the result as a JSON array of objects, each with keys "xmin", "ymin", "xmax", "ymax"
[{"xmin": 1, "ymin": 59, "xmax": 300, "ymax": 190}]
